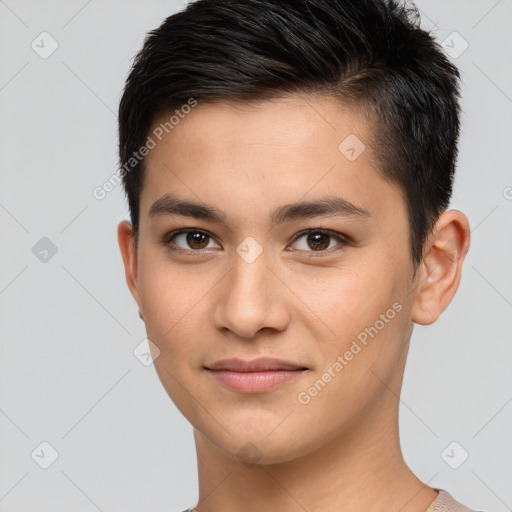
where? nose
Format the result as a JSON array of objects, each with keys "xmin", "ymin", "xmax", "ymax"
[{"xmin": 213, "ymin": 248, "xmax": 291, "ymax": 339}]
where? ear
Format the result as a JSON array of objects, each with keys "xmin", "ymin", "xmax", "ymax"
[
  {"xmin": 411, "ymin": 210, "xmax": 470, "ymax": 325},
  {"xmin": 117, "ymin": 220, "xmax": 144, "ymax": 321}
]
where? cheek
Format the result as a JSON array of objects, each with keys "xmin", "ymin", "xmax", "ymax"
[
  {"xmin": 289, "ymin": 261, "xmax": 398, "ymax": 338},
  {"xmin": 295, "ymin": 300, "xmax": 409, "ymax": 430},
  {"xmin": 295, "ymin": 253, "xmax": 411, "ymax": 378},
  {"xmin": 139, "ymin": 239, "xmax": 197, "ymax": 307},
  {"xmin": 137, "ymin": 258, "xmax": 212, "ymax": 418},
  {"xmin": 137, "ymin": 255, "xmax": 211, "ymax": 351}
]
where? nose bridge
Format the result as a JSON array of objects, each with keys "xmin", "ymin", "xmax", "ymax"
[{"xmin": 214, "ymin": 239, "xmax": 289, "ymax": 338}]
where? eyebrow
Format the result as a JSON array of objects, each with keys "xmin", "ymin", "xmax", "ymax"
[{"xmin": 148, "ymin": 193, "xmax": 371, "ymax": 225}]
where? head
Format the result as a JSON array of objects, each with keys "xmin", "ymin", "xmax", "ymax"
[{"xmin": 117, "ymin": 0, "xmax": 470, "ymax": 465}]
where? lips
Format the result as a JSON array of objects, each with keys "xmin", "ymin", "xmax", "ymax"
[
  {"xmin": 206, "ymin": 357, "xmax": 308, "ymax": 372},
  {"xmin": 205, "ymin": 358, "xmax": 308, "ymax": 393}
]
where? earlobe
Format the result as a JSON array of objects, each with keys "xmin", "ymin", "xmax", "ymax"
[
  {"xmin": 117, "ymin": 220, "xmax": 143, "ymax": 313},
  {"xmin": 411, "ymin": 210, "xmax": 470, "ymax": 325}
]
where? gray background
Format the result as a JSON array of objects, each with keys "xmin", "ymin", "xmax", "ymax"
[{"xmin": 0, "ymin": 1, "xmax": 511, "ymax": 511}]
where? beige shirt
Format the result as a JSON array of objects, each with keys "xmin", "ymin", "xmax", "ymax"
[
  {"xmin": 183, "ymin": 488, "xmax": 480, "ymax": 512},
  {"xmin": 426, "ymin": 489, "xmax": 478, "ymax": 512}
]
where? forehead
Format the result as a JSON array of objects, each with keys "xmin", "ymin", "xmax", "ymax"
[
  {"xmin": 147, "ymin": 94, "xmax": 371, "ymax": 166},
  {"xmin": 139, "ymin": 93, "xmax": 403, "ymax": 228}
]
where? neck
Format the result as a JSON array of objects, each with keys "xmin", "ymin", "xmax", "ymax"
[{"xmin": 191, "ymin": 401, "xmax": 437, "ymax": 512}]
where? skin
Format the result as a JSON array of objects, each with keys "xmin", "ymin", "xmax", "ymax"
[{"xmin": 118, "ymin": 93, "xmax": 470, "ymax": 512}]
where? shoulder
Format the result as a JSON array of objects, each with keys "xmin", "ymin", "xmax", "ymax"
[{"xmin": 427, "ymin": 489, "xmax": 488, "ymax": 512}]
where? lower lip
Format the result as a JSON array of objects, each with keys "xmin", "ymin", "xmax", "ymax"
[{"xmin": 207, "ymin": 369, "xmax": 306, "ymax": 393}]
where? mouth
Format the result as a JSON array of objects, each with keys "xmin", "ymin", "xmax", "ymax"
[{"xmin": 204, "ymin": 358, "xmax": 308, "ymax": 393}]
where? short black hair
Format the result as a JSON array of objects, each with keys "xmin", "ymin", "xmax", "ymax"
[{"xmin": 118, "ymin": 0, "xmax": 462, "ymax": 267}]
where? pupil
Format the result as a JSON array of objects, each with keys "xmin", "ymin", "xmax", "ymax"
[
  {"xmin": 188, "ymin": 232, "xmax": 208, "ymax": 249},
  {"xmin": 309, "ymin": 232, "xmax": 329, "ymax": 250}
]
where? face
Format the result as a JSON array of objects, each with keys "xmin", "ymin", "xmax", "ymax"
[{"xmin": 120, "ymin": 94, "xmax": 420, "ymax": 464}]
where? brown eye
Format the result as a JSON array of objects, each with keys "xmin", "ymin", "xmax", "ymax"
[
  {"xmin": 306, "ymin": 232, "xmax": 331, "ymax": 250},
  {"xmin": 291, "ymin": 229, "xmax": 348, "ymax": 253},
  {"xmin": 184, "ymin": 231, "xmax": 210, "ymax": 249},
  {"xmin": 164, "ymin": 229, "xmax": 219, "ymax": 251}
]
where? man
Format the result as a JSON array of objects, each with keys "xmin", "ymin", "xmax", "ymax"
[{"xmin": 117, "ymin": 1, "xmax": 483, "ymax": 510}]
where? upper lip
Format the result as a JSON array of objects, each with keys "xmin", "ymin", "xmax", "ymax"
[{"xmin": 206, "ymin": 358, "xmax": 307, "ymax": 372}]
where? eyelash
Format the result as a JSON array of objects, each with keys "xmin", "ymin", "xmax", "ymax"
[{"xmin": 161, "ymin": 228, "xmax": 351, "ymax": 257}]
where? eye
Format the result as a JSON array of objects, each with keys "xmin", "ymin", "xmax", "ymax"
[
  {"xmin": 161, "ymin": 227, "xmax": 350, "ymax": 255},
  {"xmin": 162, "ymin": 229, "xmax": 220, "ymax": 252},
  {"xmin": 289, "ymin": 229, "xmax": 349, "ymax": 254}
]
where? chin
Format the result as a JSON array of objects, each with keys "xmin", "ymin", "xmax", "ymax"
[
  {"xmin": 194, "ymin": 414, "xmax": 321, "ymax": 467},
  {"xmin": 221, "ymin": 436, "xmax": 309, "ymax": 467}
]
